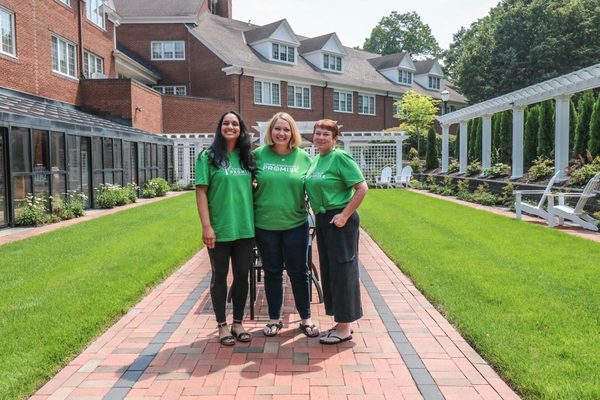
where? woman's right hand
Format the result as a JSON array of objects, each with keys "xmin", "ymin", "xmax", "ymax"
[{"xmin": 202, "ymin": 225, "xmax": 217, "ymax": 249}]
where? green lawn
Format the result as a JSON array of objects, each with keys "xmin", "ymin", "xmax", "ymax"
[
  {"xmin": 360, "ymin": 190, "xmax": 600, "ymax": 400},
  {"xmin": 0, "ymin": 192, "xmax": 202, "ymax": 400}
]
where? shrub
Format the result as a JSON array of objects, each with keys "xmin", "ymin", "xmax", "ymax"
[
  {"xmin": 15, "ymin": 194, "xmax": 51, "ymax": 226},
  {"xmin": 456, "ymin": 179, "xmax": 472, "ymax": 201},
  {"xmin": 425, "ymin": 127, "xmax": 439, "ymax": 170},
  {"xmin": 448, "ymin": 160, "xmax": 460, "ymax": 173},
  {"xmin": 483, "ymin": 163, "xmax": 511, "ymax": 178},
  {"xmin": 437, "ymin": 176, "xmax": 456, "ymax": 196},
  {"xmin": 124, "ymin": 183, "xmax": 138, "ymax": 204},
  {"xmin": 410, "ymin": 158, "xmax": 423, "ymax": 173},
  {"xmin": 410, "ymin": 179, "xmax": 425, "ymax": 189},
  {"xmin": 466, "ymin": 160, "xmax": 482, "ymax": 176},
  {"xmin": 528, "ymin": 157, "xmax": 555, "ymax": 181},
  {"xmin": 95, "ymin": 184, "xmax": 120, "ymax": 209},
  {"xmin": 569, "ymin": 156, "xmax": 600, "ymax": 186},
  {"xmin": 472, "ymin": 183, "xmax": 498, "ymax": 206},
  {"xmin": 184, "ymin": 182, "xmax": 196, "ymax": 191},
  {"xmin": 142, "ymin": 178, "xmax": 170, "ymax": 198},
  {"xmin": 141, "ymin": 186, "xmax": 157, "ymax": 199},
  {"xmin": 170, "ymin": 183, "xmax": 185, "ymax": 191},
  {"xmin": 498, "ymin": 182, "xmax": 516, "ymax": 209},
  {"xmin": 64, "ymin": 191, "xmax": 87, "ymax": 218},
  {"xmin": 408, "ymin": 147, "xmax": 419, "ymax": 160}
]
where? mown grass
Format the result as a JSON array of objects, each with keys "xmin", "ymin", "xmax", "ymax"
[
  {"xmin": 360, "ymin": 190, "xmax": 600, "ymax": 400},
  {"xmin": 0, "ymin": 192, "xmax": 202, "ymax": 400}
]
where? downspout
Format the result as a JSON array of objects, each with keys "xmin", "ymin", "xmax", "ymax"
[
  {"xmin": 77, "ymin": 0, "xmax": 85, "ymax": 79},
  {"xmin": 384, "ymin": 91, "xmax": 389, "ymax": 130},
  {"xmin": 322, "ymin": 81, "xmax": 328, "ymax": 119},
  {"xmin": 238, "ymin": 68, "xmax": 244, "ymax": 114}
]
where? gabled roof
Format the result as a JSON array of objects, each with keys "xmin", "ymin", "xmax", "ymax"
[
  {"xmin": 368, "ymin": 52, "xmax": 411, "ymax": 70},
  {"xmin": 299, "ymin": 33, "xmax": 345, "ymax": 55},
  {"xmin": 414, "ymin": 59, "xmax": 441, "ymax": 75},
  {"xmin": 116, "ymin": 44, "xmax": 161, "ymax": 76},
  {"xmin": 244, "ymin": 19, "xmax": 299, "ymax": 45},
  {"xmin": 112, "ymin": 0, "xmax": 205, "ymax": 19}
]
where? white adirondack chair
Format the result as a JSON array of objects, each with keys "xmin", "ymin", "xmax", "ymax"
[
  {"xmin": 394, "ymin": 165, "xmax": 413, "ymax": 188},
  {"xmin": 514, "ymin": 171, "xmax": 561, "ymax": 223},
  {"xmin": 546, "ymin": 171, "xmax": 600, "ymax": 231},
  {"xmin": 374, "ymin": 166, "xmax": 393, "ymax": 188}
]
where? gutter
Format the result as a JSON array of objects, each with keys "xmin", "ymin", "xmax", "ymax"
[
  {"xmin": 239, "ymin": 68, "xmax": 244, "ymax": 115},
  {"xmin": 78, "ymin": 0, "xmax": 85, "ymax": 79}
]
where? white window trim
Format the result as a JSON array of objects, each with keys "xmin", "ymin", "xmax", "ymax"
[
  {"xmin": 271, "ymin": 42, "xmax": 296, "ymax": 64},
  {"xmin": 57, "ymin": 0, "xmax": 70, "ymax": 6},
  {"xmin": 398, "ymin": 69, "xmax": 412, "ymax": 85},
  {"xmin": 84, "ymin": 50, "xmax": 104, "ymax": 78},
  {"xmin": 153, "ymin": 85, "xmax": 187, "ymax": 96},
  {"xmin": 86, "ymin": 0, "xmax": 105, "ymax": 30},
  {"xmin": 254, "ymin": 79, "xmax": 281, "ymax": 106},
  {"xmin": 323, "ymin": 53, "xmax": 343, "ymax": 72},
  {"xmin": 151, "ymin": 41, "xmax": 186, "ymax": 61},
  {"xmin": 51, "ymin": 35, "xmax": 77, "ymax": 79},
  {"xmin": 287, "ymin": 84, "xmax": 311, "ymax": 109},
  {"xmin": 333, "ymin": 90, "xmax": 353, "ymax": 113},
  {"xmin": 428, "ymin": 76, "xmax": 441, "ymax": 90},
  {"xmin": 0, "ymin": 6, "xmax": 16, "ymax": 57},
  {"xmin": 358, "ymin": 93, "xmax": 376, "ymax": 116}
]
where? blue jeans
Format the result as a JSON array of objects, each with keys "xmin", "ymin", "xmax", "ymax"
[{"xmin": 255, "ymin": 222, "xmax": 311, "ymax": 320}]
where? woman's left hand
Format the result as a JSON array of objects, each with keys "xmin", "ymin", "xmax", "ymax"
[{"xmin": 330, "ymin": 213, "xmax": 348, "ymax": 228}]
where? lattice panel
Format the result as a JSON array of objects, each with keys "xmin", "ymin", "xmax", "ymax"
[{"xmin": 348, "ymin": 143, "xmax": 397, "ymax": 183}]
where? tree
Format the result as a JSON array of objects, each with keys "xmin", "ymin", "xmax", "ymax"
[
  {"xmin": 492, "ymin": 113, "xmax": 502, "ymax": 157},
  {"xmin": 570, "ymin": 99, "xmax": 577, "ymax": 157},
  {"xmin": 394, "ymin": 91, "xmax": 439, "ymax": 155},
  {"xmin": 467, "ymin": 119, "xmax": 476, "ymax": 162},
  {"xmin": 363, "ymin": 11, "xmax": 441, "ymax": 57},
  {"xmin": 499, "ymin": 110, "xmax": 512, "ymax": 164},
  {"xmin": 588, "ymin": 94, "xmax": 600, "ymax": 157},
  {"xmin": 524, "ymin": 105, "xmax": 540, "ymax": 166},
  {"xmin": 573, "ymin": 91, "xmax": 594, "ymax": 158},
  {"xmin": 425, "ymin": 127, "xmax": 439, "ymax": 170},
  {"xmin": 537, "ymin": 100, "xmax": 555, "ymax": 159},
  {"xmin": 475, "ymin": 117, "xmax": 483, "ymax": 162}
]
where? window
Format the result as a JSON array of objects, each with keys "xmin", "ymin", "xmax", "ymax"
[
  {"xmin": 358, "ymin": 94, "xmax": 375, "ymax": 115},
  {"xmin": 333, "ymin": 90, "xmax": 352, "ymax": 113},
  {"xmin": 428, "ymin": 76, "xmax": 441, "ymax": 90},
  {"xmin": 272, "ymin": 43, "xmax": 295, "ymax": 63},
  {"xmin": 398, "ymin": 70, "xmax": 412, "ymax": 85},
  {"xmin": 254, "ymin": 79, "xmax": 280, "ymax": 106},
  {"xmin": 153, "ymin": 85, "xmax": 187, "ymax": 96},
  {"xmin": 58, "ymin": 0, "xmax": 70, "ymax": 6},
  {"xmin": 287, "ymin": 84, "xmax": 310, "ymax": 109},
  {"xmin": 189, "ymin": 146, "xmax": 196, "ymax": 183},
  {"xmin": 392, "ymin": 99, "xmax": 400, "ymax": 117},
  {"xmin": 52, "ymin": 36, "xmax": 76, "ymax": 78},
  {"xmin": 151, "ymin": 41, "xmax": 185, "ymax": 60},
  {"xmin": 323, "ymin": 54, "xmax": 342, "ymax": 72},
  {"xmin": 83, "ymin": 51, "xmax": 104, "ymax": 78},
  {"xmin": 86, "ymin": 0, "xmax": 104, "ymax": 29},
  {"xmin": 1, "ymin": 7, "xmax": 15, "ymax": 56}
]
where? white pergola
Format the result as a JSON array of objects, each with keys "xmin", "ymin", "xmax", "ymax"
[{"xmin": 438, "ymin": 63, "xmax": 600, "ymax": 181}]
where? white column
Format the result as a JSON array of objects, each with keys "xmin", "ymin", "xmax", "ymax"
[
  {"xmin": 459, "ymin": 120, "xmax": 468, "ymax": 174},
  {"xmin": 482, "ymin": 115, "xmax": 492, "ymax": 170},
  {"xmin": 555, "ymin": 95, "xmax": 572, "ymax": 181},
  {"xmin": 395, "ymin": 138, "xmax": 403, "ymax": 176},
  {"xmin": 441, "ymin": 124, "xmax": 449, "ymax": 173},
  {"xmin": 511, "ymin": 106, "xmax": 525, "ymax": 179}
]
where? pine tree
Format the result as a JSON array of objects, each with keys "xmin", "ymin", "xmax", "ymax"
[
  {"xmin": 524, "ymin": 105, "xmax": 540, "ymax": 166},
  {"xmin": 454, "ymin": 129, "xmax": 460, "ymax": 159},
  {"xmin": 588, "ymin": 94, "xmax": 600, "ymax": 157},
  {"xmin": 537, "ymin": 100, "xmax": 555, "ymax": 159},
  {"xmin": 474, "ymin": 117, "xmax": 483, "ymax": 162},
  {"xmin": 492, "ymin": 113, "xmax": 501, "ymax": 156},
  {"xmin": 425, "ymin": 127, "xmax": 439, "ymax": 170},
  {"xmin": 500, "ymin": 110, "xmax": 512, "ymax": 163},
  {"xmin": 569, "ymin": 99, "xmax": 577, "ymax": 157},
  {"xmin": 467, "ymin": 119, "xmax": 475, "ymax": 162},
  {"xmin": 573, "ymin": 91, "xmax": 594, "ymax": 158}
]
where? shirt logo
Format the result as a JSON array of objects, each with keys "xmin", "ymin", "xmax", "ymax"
[
  {"xmin": 263, "ymin": 163, "xmax": 300, "ymax": 173},
  {"xmin": 224, "ymin": 167, "xmax": 250, "ymax": 176}
]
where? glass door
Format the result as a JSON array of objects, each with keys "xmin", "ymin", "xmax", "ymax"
[
  {"xmin": 80, "ymin": 137, "xmax": 92, "ymax": 208},
  {"xmin": 0, "ymin": 128, "xmax": 8, "ymax": 227}
]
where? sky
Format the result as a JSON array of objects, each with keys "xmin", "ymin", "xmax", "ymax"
[{"xmin": 232, "ymin": 0, "xmax": 500, "ymax": 51}]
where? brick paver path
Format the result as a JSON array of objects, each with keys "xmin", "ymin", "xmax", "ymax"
[{"xmin": 30, "ymin": 228, "xmax": 520, "ymax": 400}]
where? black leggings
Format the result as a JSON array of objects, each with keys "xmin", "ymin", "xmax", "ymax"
[{"xmin": 207, "ymin": 238, "xmax": 254, "ymax": 323}]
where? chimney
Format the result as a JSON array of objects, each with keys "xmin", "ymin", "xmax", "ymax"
[{"xmin": 215, "ymin": 0, "xmax": 232, "ymax": 19}]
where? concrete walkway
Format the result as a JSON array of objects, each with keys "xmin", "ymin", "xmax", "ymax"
[{"xmin": 27, "ymin": 228, "xmax": 520, "ymax": 400}]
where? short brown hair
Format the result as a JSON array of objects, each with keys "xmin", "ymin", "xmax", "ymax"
[
  {"xmin": 264, "ymin": 112, "xmax": 302, "ymax": 150},
  {"xmin": 313, "ymin": 119, "xmax": 340, "ymax": 138}
]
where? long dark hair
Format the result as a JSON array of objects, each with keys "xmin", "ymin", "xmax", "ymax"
[{"xmin": 207, "ymin": 110, "xmax": 255, "ymax": 172}]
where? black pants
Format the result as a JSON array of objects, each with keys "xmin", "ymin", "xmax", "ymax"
[
  {"xmin": 207, "ymin": 238, "xmax": 254, "ymax": 323},
  {"xmin": 315, "ymin": 209, "xmax": 363, "ymax": 323}
]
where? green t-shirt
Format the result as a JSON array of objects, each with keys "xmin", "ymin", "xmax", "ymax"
[
  {"xmin": 305, "ymin": 148, "xmax": 365, "ymax": 215},
  {"xmin": 253, "ymin": 146, "xmax": 313, "ymax": 230},
  {"xmin": 195, "ymin": 150, "xmax": 254, "ymax": 242}
]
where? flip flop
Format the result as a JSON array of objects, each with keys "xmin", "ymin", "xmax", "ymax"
[
  {"xmin": 263, "ymin": 321, "xmax": 283, "ymax": 337},
  {"xmin": 231, "ymin": 327, "xmax": 252, "ymax": 342},
  {"xmin": 319, "ymin": 333, "xmax": 353, "ymax": 345},
  {"xmin": 320, "ymin": 326, "xmax": 354, "ymax": 337},
  {"xmin": 219, "ymin": 334, "xmax": 236, "ymax": 346},
  {"xmin": 299, "ymin": 323, "xmax": 320, "ymax": 338}
]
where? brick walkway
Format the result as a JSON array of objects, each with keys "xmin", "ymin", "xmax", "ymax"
[{"xmin": 28, "ymin": 228, "xmax": 520, "ymax": 400}]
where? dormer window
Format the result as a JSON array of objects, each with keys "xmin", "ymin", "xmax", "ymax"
[
  {"xmin": 272, "ymin": 43, "xmax": 295, "ymax": 63},
  {"xmin": 428, "ymin": 76, "xmax": 441, "ymax": 90},
  {"xmin": 398, "ymin": 70, "xmax": 412, "ymax": 85},
  {"xmin": 323, "ymin": 54, "xmax": 342, "ymax": 72}
]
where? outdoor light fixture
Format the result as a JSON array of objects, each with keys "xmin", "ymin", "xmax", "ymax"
[{"xmin": 440, "ymin": 89, "xmax": 450, "ymax": 114}]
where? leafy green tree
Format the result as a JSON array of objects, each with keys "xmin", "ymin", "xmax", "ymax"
[
  {"xmin": 394, "ymin": 91, "xmax": 439, "ymax": 155},
  {"xmin": 363, "ymin": 11, "xmax": 441, "ymax": 57},
  {"xmin": 524, "ymin": 105, "xmax": 540, "ymax": 166},
  {"xmin": 500, "ymin": 110, "xmax": 512, "ymax": 164},
  {"xmin": 537, "ymin": 100, "xmax": 555, "ymax": 159},
  {"xmin": 588, "ymin": 94, "xmax": 600, "ymax": 157},
  {"xmin": 425, "ymin": 127, "xmax": 439, "ymax": 170},
  {"xmin": 492, "ymin": 113, "xmax": 502, "ymax": 155},
  {"xmin": 573, "ymin": 91, "xmax": 595, "ymax": 158}
]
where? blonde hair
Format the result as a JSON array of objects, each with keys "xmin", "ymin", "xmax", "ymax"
[{"xmin": 264, "ymin": 112, "xmax": 302, "ymax": 150}]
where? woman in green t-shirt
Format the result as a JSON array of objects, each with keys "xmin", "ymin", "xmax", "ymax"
[
  {"xmin": 253, "ymin": 112, "xmax": 319, "ymax": 338},
  {"xmin": 305, "ymin": 119, "xmax": 368, "ymax": 345},
  {"xmin": 195, "ymin": 111, "xmax": 255, "ymax": 346}
]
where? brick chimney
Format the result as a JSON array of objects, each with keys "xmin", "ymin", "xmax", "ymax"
[{"xmin": 215, "ymin": 0, "xmax": 232, "ymax": 18}]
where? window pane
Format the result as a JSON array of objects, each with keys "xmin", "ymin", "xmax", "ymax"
[
  {"xmin": 114, "ymin": 139, "xmax": 122, "ymax": 169},
  {"xmin": 272, "ymin": 43, "xmax": 278, "ymax": 59},
  {"xmin": 92, "ymin": 136, "xmax": 102, "ymax": 171},
  {"xmin": 288, "ymin": 47, "xmax": 294, "ymax": 62},
  {"xmin": 103, "ymin": 138, "xmax": 113, "ymax": 169},
  {"xmin": 33, "ymin": 129, "xmax": 49, "ymax": 172},
  {"xmin": 152, "ymin": 42, "xmax": 161, "ymax": 59},
  {"xmin": 67, "ymin": 135, "xmax": 81, "ymax": 192},
  {"xmin": 50, "ymin": 131, "xmax": 65, "ymax": 171},
  {"xmin": 174, "ymin": 42, "xmax": 184, "ymax": 58},
  {"xmin": 287, "ymin": 85, "xmax": 294, "ymax": 107},
  {"xmin": 254, "ymin": 81, "xmax": 262, "ymax": 103},
  {"xmin": 13, "ymin": 176, "xmax": 32, "ymax": 209},
  {"xmin": 52, "ymin": 37, "xmax": 59, "ymax": 71},
  {"xmin": 303, "ymin": 88, "xmax": 310, "ymax": 108},
  {"xmin": 272, "ymin": 83, "xmax": 279, "ymax": 105},
  {"xmin": 1, "ymin": 9, "xmax": 14, "ymax": 55},
  {"xmin": 51, "ymin": 173, "xmax": 66, "ymax": 199},
  {"xmin": 11, "ymin": 127, "xmax": 31, "ymax": 173},
  {"xmin": 336, "ymin": 56, "xmax": 342, "ymax": 71}
]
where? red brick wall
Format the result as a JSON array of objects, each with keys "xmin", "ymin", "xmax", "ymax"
[
  {"xmin": 162, "ymin": 95, "xmax": 236, "ymax": 133},
  {"xmin": 188, "ymin": 34, "xmax": 235, "ymax": 100},
  {"xmin": 130, "ymin": 81, "xmax": 162, "ymax": 133},
  {"xmin": 0, "ymin": 0, "xmax": 115, "ymax": 105}
]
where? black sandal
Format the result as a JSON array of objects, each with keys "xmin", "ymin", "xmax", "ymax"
[
  {"xmin": 263, "ymin": 321, "xmax": 283, "ymax": 337},
  {"xmin": 231, "ymin": 321, "xmax": 252, "ymax": 342},
  {"xmin": 299, "ymin": 323, "xmax": 320, "ymax": 338},
  {"xmin": 217, "ymin": 322, "xmax": 235, "ymax": 346}
]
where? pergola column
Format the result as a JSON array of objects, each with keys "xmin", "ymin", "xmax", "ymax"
[
  {"xmin": 511, "ymin": 106, "xmax": 525, "ymax": 179},
  {"xmin": 441, "ymin": 124, "xmax": 450, "ymax": 173},
  {"xmin": 555, "ymin": 95, "xmax": 572, "ymax": 181},
  {"xmin": 395, "ymin": 138, "xmax": 404, "ymax": 176},
  {"xmin": 481, "ymin": 115, "xmax": 492, "ymax": 170},
  {"xmin": 459, "ymin": 120, "xmax": 468, "ymax": 174}
]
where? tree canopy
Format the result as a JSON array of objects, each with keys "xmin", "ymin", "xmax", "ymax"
[
  {"xmin": 444, "ymin": 0, "xmax": 600, "ymax": 103},
  {"xmin": 363, "ymin": 11, "xmax": 441, "ymax": 57},
  {"xmin": 394, "ymin": 90, "xmax": 440, "ymax": 154}
]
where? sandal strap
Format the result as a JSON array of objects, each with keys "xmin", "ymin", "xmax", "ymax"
[{"xmin": 217, "ymin": 321, "xmax": 228, "ymax": 328}]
